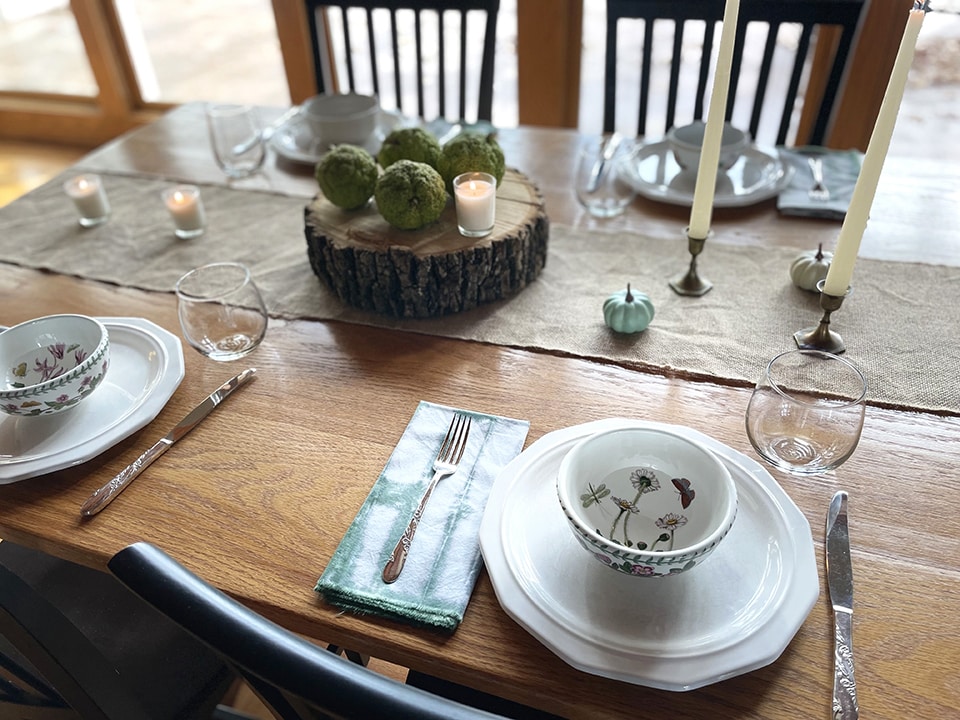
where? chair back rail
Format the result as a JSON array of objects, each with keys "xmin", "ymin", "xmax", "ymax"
[
  {"xmin": 603, "ymin": 0, "xmax": 867, "ymax": 145},
  {"xmin": 303, "ymin": 1, "xmax": 500, "ymax": 123}
]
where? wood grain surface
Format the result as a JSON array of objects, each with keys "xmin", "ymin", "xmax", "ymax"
[{"xmin": 1, "ymin": 105, "xmax": 958, "ymax": 720}]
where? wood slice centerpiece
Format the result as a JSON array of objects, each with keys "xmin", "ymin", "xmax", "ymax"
[{"xmin": 305, "ymin": 168, "xmax": 548, "ymax": 318}]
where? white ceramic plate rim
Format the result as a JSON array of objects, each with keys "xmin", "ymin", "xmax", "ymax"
[
  {"xmin": 269, "ymin": 109, "xmax": 403, "ymax": 164},
  {"xmin": 478, "ymin": 418, "xmax": 819, "ymax": 692},
  {"xmin": 620, "ymin": 141, "xmax": 795, "ymax": 207},
  {"xmin": 0, "ymin": 317, "xmax": 184, "ymax": 484}
]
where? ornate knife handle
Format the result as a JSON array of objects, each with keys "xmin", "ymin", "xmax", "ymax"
[
  {"xmin": 832, "ymin": 608, "xmax": 859, "ymax": 720},
  {"xmin": 79, "ymin": 438, "xmax": 172, "ymax": 517}
]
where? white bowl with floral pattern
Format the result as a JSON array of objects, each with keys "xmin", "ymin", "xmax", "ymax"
[
  {"xmin": 0, "ymin": 314, "xmax": 110, "ymax": 417},
  {"xmin": 556, "ymin": 424, "xmax": 738, "ymax": 577}
]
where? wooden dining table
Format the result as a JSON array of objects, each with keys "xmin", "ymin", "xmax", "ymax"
[{"xmin": 1, "ymin": 103, "xmax": 958, "ymax": 720}]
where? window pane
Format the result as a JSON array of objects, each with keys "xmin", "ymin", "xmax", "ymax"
[
  {"xmin": 116, "ymin": 0, "xmax": 289, "ymax": 105},
  {"xmin": 0, "ymin": 0, "xmax": 97, "ymax": 96}
]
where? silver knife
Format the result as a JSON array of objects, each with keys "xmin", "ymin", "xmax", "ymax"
[
  {"xmin": 80, "ymin": 368, "xmax": 257, "ymax": 517},
  {"xmin": 586, "ymin": 132, "xmax": 622, "ymax": 193},
  {"xmin": 826, "ymin": 490, "xmax": 859, "ymax": 720}
]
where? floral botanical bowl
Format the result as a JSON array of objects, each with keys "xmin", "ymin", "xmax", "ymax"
[
  {"xmin": 0, "ymin": 314, "xmax": 110, "ymax": 417},
  {"xmin": 556, "ymin": 425, "xmax": 738, "ymax": 577}
]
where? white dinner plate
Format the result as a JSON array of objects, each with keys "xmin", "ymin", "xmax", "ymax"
[
  {"xmin": 620, "ymin": 140, "xmax": 795, "ymax": 208},
  {"xmin": 269, "ymin": 109, "xmax": 404, "ymax": 164},
  {"xmin": 0, "ymin": 317, "xmax": 184, "ymax": 484},
  {"xmin": 478, "ymin": 418, "xmax": 819, "ymax": 692}
]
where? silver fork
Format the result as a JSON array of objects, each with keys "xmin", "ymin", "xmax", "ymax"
[
  {"xmin": 382, "ymin": 413, "xmax": 472, "ymax": 583},
  {"xmin": 808, "ymin": 157, "xmax": 831, "ymax": 202}
]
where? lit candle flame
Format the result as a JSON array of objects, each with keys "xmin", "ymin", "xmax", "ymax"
[
  {"xmin": 469, "ymin": 181, "xmax": 477, "ymax": 192},
  {"xmin": 77, "ymin": 178, "xmax": 89, "ymax": 191},
  {"xmin": 173, "ymin": 190, "xmax": 185, "ymax": 204}
]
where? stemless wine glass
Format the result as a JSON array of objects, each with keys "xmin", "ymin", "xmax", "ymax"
[
  {"xmin": 176, "ymin": 262, "xmax": 268, "ymax": 361},
  {"xmin": 205, "ymin": 103, "xmax": 266, "ymax": 179},
  {"xmin": 745, "ymin": 349, "xmax": 867, "ymax": 475},
  {"xmin": 574, "ymin": 136, "xmax": 637, "ymax": 218}
]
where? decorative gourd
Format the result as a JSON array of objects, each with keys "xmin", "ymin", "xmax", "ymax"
[
  {"xmin": 603, "ymin": 284, "xmax": 654, "ymax": 333},
  {"xmin": 790, "ymin": 243, "xmax": 833, "ymax": 292}
]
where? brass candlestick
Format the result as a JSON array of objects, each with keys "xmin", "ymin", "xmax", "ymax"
[
  {"xmin": 793, "ymin": 280, "xmax": 851, "ymax": 354},
  {"xmin": 669, "ymin": 228, "xmax": 713, "ymax": 296}
]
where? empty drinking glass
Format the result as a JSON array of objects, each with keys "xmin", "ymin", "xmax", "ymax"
[
  {"xmin": 745, "ymin": 349, "xmax": 867, "ymax": 475},
  {"xmin": 574, "ymin": 135, "xmax": 637, "ymax": 218},
  {"xmin": 206, "ymin": 103, "xmax": 266, "ymax": 178},
  {"xmin": 176, "ymin": 263, "xmax": 268, "ymax": 361}
]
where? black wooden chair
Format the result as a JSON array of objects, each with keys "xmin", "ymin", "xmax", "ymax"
[
  {"xmin": 107, "ymin": 542, "xmax": 558, "ymax": 720},
  {"xmin": 602, "ymin": 0, "xmax": 867, "ymax": 145},
  {"xmin": 302, "ymin": 0, "xmax": 501, "ymax": 123},
  {"xmin": 0, "ymin": 540, "xmax": 238, "ymax": 720}
]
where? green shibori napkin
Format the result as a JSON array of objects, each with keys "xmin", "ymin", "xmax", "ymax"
[
  {"xmin": 315, "ymin": 401, "xmax": 529, "ymax": 631},
  {"xmin": 777, "ymin": 146, "xmax": 864, "ymax": 220}
]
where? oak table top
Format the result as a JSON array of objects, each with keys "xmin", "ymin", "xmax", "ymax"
[{"xmin": 1, "ymin": 104, "xmax": 958, "ymax": 720}]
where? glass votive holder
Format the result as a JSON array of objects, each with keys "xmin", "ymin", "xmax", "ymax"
[
  {"xmin": 162, "ymin": 185, "xmax": 206, "ymax": 239},
  {"xmin": 453, "ymin": 172, "xmax": 496, "ymax": 238},
  {"xmin": 63, "ymin": 174, "xmax": 111, "ymax": 227}
]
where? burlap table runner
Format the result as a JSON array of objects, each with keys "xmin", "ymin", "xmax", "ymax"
[{"xmin": 3, "ymin": 169, "xmax": 958, "ymax": 415}]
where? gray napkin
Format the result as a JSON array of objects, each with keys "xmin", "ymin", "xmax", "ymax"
[
  {"xmin": 315, "ymin": 401, "xmax": 529, "ymax": 631},
  {"xmin": 777, "ymin": 146, "xmax": 863, "ymax": 220}
]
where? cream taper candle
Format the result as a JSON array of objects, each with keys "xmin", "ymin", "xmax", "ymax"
[
  {"xmin": 688, "ymin": 0, "xmax": 741, "ymax": 240},
  {"xmin": 823, "ymin": 2, "xmax": 926, "ymax": 296}
]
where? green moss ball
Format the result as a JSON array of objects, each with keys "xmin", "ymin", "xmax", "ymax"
[
  {"xmin": 437, "ymin": 132, "xmax": 506, "ymax": 194},
  {"xmin": 377, "ymin": 127, "xmax": 442, "ymax": 170},
  {"xmin": 314, "ymin": 144, "xmax": 378, "ymax": 210},
  {"xmin": 374, "ymin": 160, "xmax": 448, "ymax": 230}
]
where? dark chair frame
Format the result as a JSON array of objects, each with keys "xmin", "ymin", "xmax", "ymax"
[
  {"xmin": 108, "ymin": 542, "xmax": 516, "ymax": 720},
  {"xmin": 303, "ymin": 0, "xmax": 500, "ymax": 123},
  {"xmin": 603, "ymin": 0, "xmax": 867, "ymax": 145}
]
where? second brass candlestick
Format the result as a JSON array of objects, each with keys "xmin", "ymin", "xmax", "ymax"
[
  {"xmin": 669, "ymin": 229, "xmax": 713, "ymax": 296},
  {"xmin": 793, "ymin": 280, "xmax": 851, "ymax": 354}
]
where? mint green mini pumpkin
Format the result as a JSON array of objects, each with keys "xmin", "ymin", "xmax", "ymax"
[
  {"xmin": 603, "ymin": 284, "xmax": 654, "ymax": 333},
  {"xmin": 790, "ymin": 243, "xmax": 833, "ymax": 292}
]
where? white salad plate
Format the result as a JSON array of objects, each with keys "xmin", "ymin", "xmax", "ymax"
[
  {"xmin": 269, "ymin": 109, "xmax": 403, "ymax": 164},
  {"xmin": 620, "ymin": 140, "xmax": 795, "ymax": 208},
  {"xmin": 478, "ymin": 418, "xmax": 819, "ymax": 692},
  {"xmin": 0, "ymin": 317, "xmax": 184, "ymax": 484}
]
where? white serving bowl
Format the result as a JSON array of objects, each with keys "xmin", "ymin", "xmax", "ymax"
[
  {"xmin": 667, "ymin": 121, "xmax": 749, "ymax": 172},
  {"xmin": 556, "ymin": 425, "xmax": 737, "ymax": 577},
  {"xmin": 0, "ymin": 314, "xmax": 110, "ymax": 417},
  {"xmin": 302, "ymin": 92, "xmax": 380, "ymax": 145}
]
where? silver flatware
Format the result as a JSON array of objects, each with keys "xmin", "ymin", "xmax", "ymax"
[
  {"xmin": 826, "ymin": 490, "xmax": 859, "ymax": 720},
  {"xmin": 382, "ymin": 413, "xmax": 472, "ymax": 583},
  {"xmin": 80, "ymin": 367, "xmax": 257, "ymax": 517},
  {"xmin": 808, "ymin": 156, "xmax": 831, "ymax": 202}
]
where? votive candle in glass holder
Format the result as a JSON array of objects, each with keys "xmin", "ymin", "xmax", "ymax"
[
  {"xmin": 162, "ymin": 185, "xmax": 206, "ymax": 239},
  {"xmin": 453, "ymin": 172, "xmax": 496, "ymax": 238},
  {"xmin": 63, "ymin": 174, "xmax": 110, "ymax": 227}
]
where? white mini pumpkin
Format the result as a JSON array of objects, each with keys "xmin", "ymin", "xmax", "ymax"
[{"xmin": 790, "ymin": 244, "xmax": 833, "ymax": 292}]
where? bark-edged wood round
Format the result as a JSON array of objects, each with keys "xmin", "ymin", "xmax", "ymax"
[{"xmin": 304, "ymin": 168, "xmax": 548, "ymax": 318}]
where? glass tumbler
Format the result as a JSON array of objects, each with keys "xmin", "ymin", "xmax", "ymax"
[
  {"xmin": 574, "ymin": 136, "xmax": 637, "ymax": 218},
  {"xmin": 176, "ymin": 262, "xmax": 268, "ymax": 361},
  {"xmin": 206, "ymin": 103, "xmax": 266, "ymax": 178},
  {"xmin": 745, "ymin": 349, "xmax": 867, "ymax": 475}
]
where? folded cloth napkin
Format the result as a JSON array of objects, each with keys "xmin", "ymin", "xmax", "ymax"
[
  {"xmin": 315, "ymin": 401, "xmax": 529, "ymax": 632},
  {"xmin": 777, "ymin": 146, "xmax": 864, "ymax": 220}
]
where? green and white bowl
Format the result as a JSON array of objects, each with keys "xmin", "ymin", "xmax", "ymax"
[
  {"xmin": 0, "ymin": 314, "xmax": 110, "ymax": 417},
  {"xmin": 557, "ymin": 425, "xmax": 738, "ymax": 577}
]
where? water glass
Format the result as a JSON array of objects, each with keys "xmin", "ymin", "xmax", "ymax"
[
  {"xmin": 745, "ymin": 349, "xmax": 867, "ymax": 475},
  {"xmin": 574, "ymin": 136, "xmax": 637, "ymax": 218},
  {"xmin": 206, "ymin": 103, "xmax": 266, "ymax": 178},
  {"xmin": 176, "ymin": 262, "xmax": 268, "ymax": 361}
]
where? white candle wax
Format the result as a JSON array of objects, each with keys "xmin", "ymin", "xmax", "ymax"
[
  {"xmin": 823, "ymin": 6, "xmax": 925, "ymax": 296},
  {"xmin": 454, "ymin": 172, "xmax": 496, "ymax": 237},
  {"xmin": 162, "ymin": 185, "xmax": 206, "ymax": 236},
  {"xmin": 688, "ymin": 0, "xmax": 741, "ymax": 240},
  {"xmin": 63, "ymin": 174, "xmax": 110, "ymax": 224}
]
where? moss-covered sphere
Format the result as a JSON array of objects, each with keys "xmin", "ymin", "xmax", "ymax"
[
  {"xmin": 438, "ymin": 132, "xmax": 505, "ymax": 194},
  {"xmin": 377, "ymin": 127, "xmax": 442, "ymax": 170},
  {"xmin": 314, "ymin": 144, "xmax": 378, "ymax": 210},
  {"xmin": 374, "ymin": 160, "xmax": 448, "ymax": 230}
]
